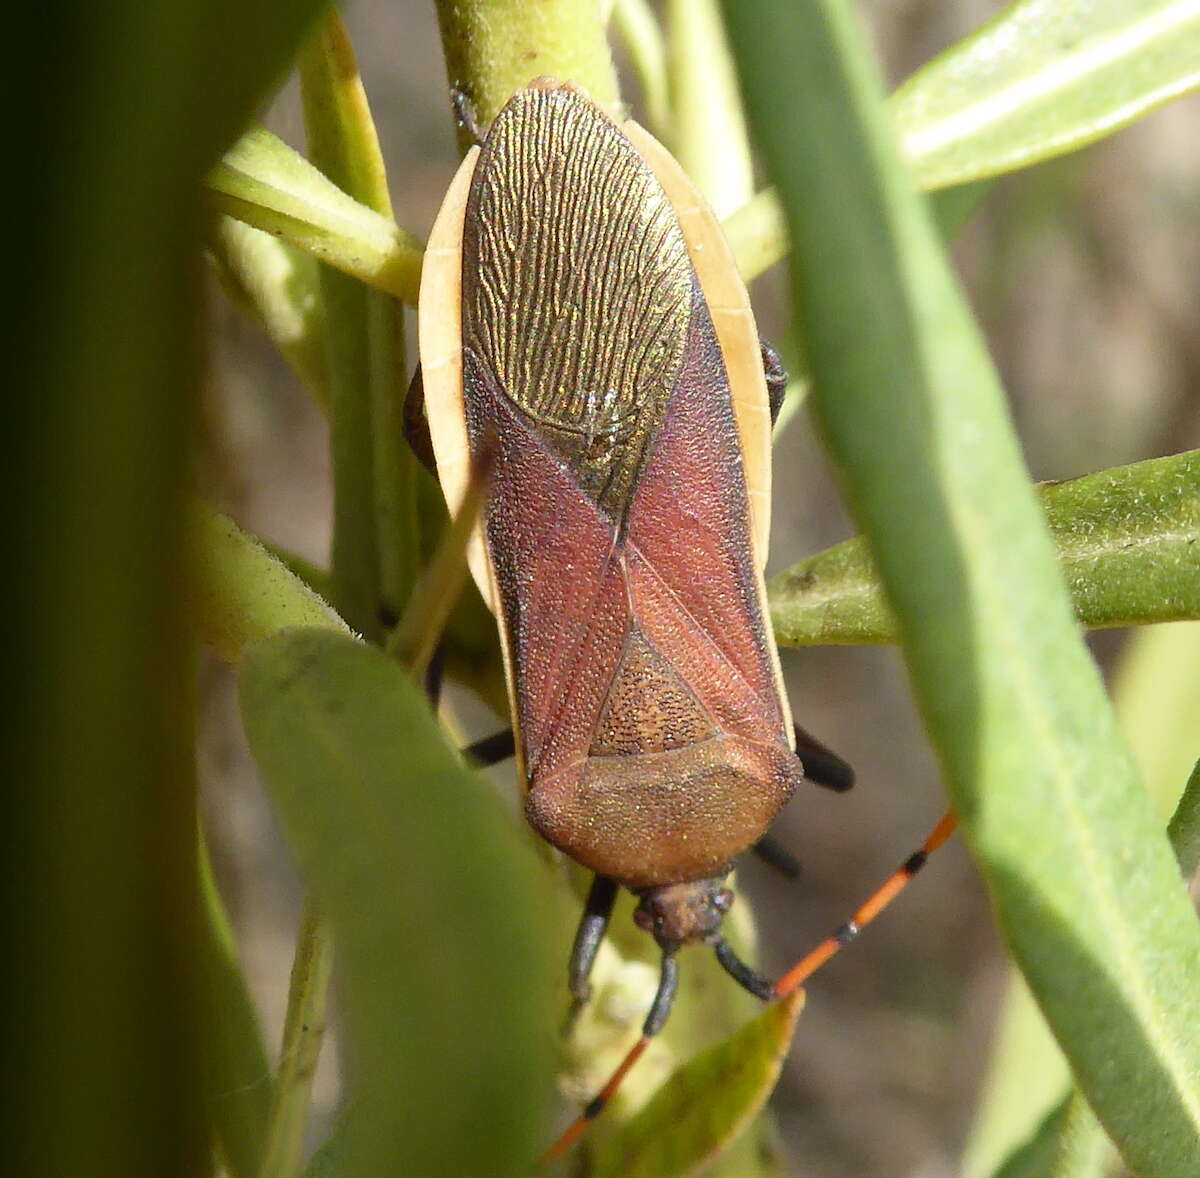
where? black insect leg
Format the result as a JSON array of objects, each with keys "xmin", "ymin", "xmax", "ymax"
[
  {"xmin": 402, "ymin": 365, "xmax": 438, "ymax": 477},
  {"xmin": 462, "ymin": 727, "xmax": 516, "ymax": 766},
  {"xmin": 567, "ymin": 874, "xmax": 619, "ymax": 1004},
  {"xmin": 579, "ymin": 952, "xmax": 678, "ymax": 1119},
  {"xmin": 423, "ymin": 639, "xmax": 446, "ymax": 707},
  {"xmin": 760, "ymin": 338, "xmax": 789, "ymax": 424},
  {"xmin": 793, "ymin": 723, "xmax": 856, "ymax": 792},
  {"xmin": 751, "ymin": 834, "xmax": 802, "ymax": 879},
  {"xmin": 541, "ymin": 950, "xmax": 679, "ymax": 1162}
]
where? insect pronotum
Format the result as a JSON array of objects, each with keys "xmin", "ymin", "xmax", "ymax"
[{"xmin": 414, "ymin": 78, "xmax": 956, "ymax": 1163}]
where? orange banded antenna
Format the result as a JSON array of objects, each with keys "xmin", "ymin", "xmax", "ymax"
[{"xmin": 538, "ymin": 808, "xmax": 958, "ymax": 1165}]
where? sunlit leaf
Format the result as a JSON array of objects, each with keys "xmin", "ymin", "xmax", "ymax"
[
  {"xmin": 894, "ymin": 0, "xmax": 1200, "ymax": 191},
  {"xmin": 208, "ymin": 126, "xmax": 422, "ymax": 304},
  {"xmin": 769, "ymin": 450, "xmax": 1200, "ymax": 645},
  {"xmin": 239, "ymin": 629, "xmax": 556, "ymax": 1178},
  {"xmin": 589, "ymin": 994, "xmax": 802, "ymax": 1178},
  {"xmin": 724, "ymin": 0, "xmax": 1200, "ymax": 281},
  {"xmin": 724, "ymin": 4, "xmax": 1200, "ymax": 1177}
]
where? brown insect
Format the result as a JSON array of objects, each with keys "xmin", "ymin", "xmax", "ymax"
[{"xmin": 411, "ymin": 78, "xmax": 954, "ymax": 1162}]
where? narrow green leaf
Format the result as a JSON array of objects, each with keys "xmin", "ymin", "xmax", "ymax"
[
  {"xmin": 665, "ymin": 0, "xmax": 754, "ymax": 217},
  {"xmin": 893, "ymin": 0, "xmax": 1200, "ymax": 192},
  {"xmin": 769, "ymin": 450, "xmax": 1200, "ymax": 646},
  {"xmin": 964, "ymin": 622, "xmax": 1200, "ymax": 1177},
  {"xmin": 724, "ymin": 0, "xmax": 1200, "ymax": 281},
  {"xmin": 209, "ymin": 126, "xmax": 422, "ymax": 304},
  {"xmin": 209, "ymin": 217, "xmax": 329, "ymax": 412},
  {"xmin": 725, "ymin": 6, "xmax": 1200, "ymax": 1178},
  {"xmin": 589, "ymin": 993, "xmax": 802, "ymax": 1178},
  {"xmin": 239, "ymin": 628, "xmax": 556, "ymax": 1178},
  {"xmin": 611, "ymin": 0, "xmax": 672, "ymax": 136},
  {"xmin": 185, "ymin": 498, "xmax": 346, "ymax": 665},
  {"xmin": 983, "ymin": 753, "xmax": 1200, "ymax": 1178},
  {"xmin": 1168, "ymin": 759, "xmax": 1200, "ymax": 878},
  {"xmin": 992, "ymin": 1093, "xmax": 1109, "ymax": 1178},
  {"xmin": 10, "ymin": 0, "xmax": 326, "ymax": 1173}
]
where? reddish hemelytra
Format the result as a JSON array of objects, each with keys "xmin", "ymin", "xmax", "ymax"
[
  {"xmin": 416, "ymin": 78, "xmax": 956, "ymax": 1161},
  {"xmin": 423, "ymin": 75, "xmax": 795, "ymax": 956}
]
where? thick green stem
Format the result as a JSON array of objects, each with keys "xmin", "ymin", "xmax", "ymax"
[
  {"xmin": 665, "ymin": 0, "xmax": 753, "ymax": 217},
  {"xmin": 434, "ymin": 0, "xmax": 620, "ymax": 148},
  {"xmin": 301, "ymin": 4, "xmax": 418, "ymax": 640},
  {"xmin": 610, "ymin": 0, "xmax": 671, "ymax": 135}
]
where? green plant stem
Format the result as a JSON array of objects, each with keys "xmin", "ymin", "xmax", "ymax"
[
  {"xmin": 365, "ymin": 292, "xmax": 414, "ymax": 621},
  {"xmin": 209, "ymin": 217, "xmax": 329, "ymax": 412},
  {"xmin": 301, "ymin": 6, "xmax": 418, "ymax": 641},
  {"xmin": 665, "ymin": 0, "xmax": 753, "ymax": 217},
  {"xmin": 383, "ymin": 452, "xmax": 489, "ymax": 678},
  {"xmin": 433, "ymin": 0, "xmax": 621, "ymax": 148},
  {"xmin": 201, "ymin": 831, "xmax": 274, "ymax": 1178},
  {"xmin": 293, "ymin": 9, "xmax": 419, "ymax": 624},
  {"xmin": 611, "ymin": 0, "xmax": 671, "ymax": 135},
  {"xmin": 256, "ymin": 899, "xmax": 335, "ymax": 1178}
]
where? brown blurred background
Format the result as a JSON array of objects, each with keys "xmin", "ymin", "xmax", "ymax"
[{"xmin": 199, "ymin": 3, "xmax": 1200, "ymax": 1175}]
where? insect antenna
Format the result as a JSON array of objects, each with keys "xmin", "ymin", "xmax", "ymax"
[
  {"xmin": 772, "ymin": 808, "xmax": 957, "ymax": 997},
  {"xmin": 538, "ymin": 808, "xmax": 958, "ymax": 1165},
  {"xmin": 539, "ymin": 952, "xmax": 679, "ymax": 1166}
]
